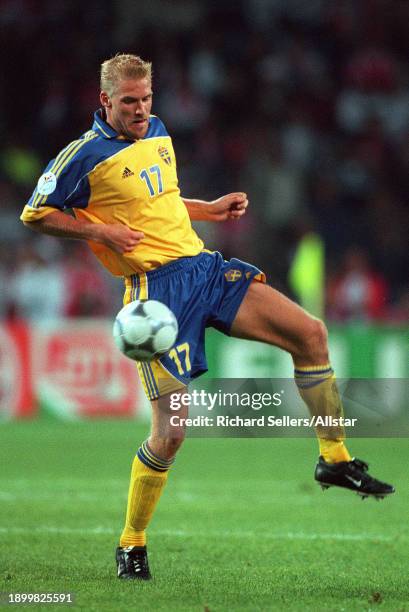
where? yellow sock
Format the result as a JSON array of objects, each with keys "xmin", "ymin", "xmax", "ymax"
[
  {"xmin": 294, "ymin": 364, "xmax": 351, "ymax": 464},
  {"xmin": 119, "ymin": 441, "xmax": 173, "ymax": 548}
]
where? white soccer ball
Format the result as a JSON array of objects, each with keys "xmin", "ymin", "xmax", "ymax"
[{"xmin": 113, "ymin": 299, "xmax": 178, "ymax": 362}]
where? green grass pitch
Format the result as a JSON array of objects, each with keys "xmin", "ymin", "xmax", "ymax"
[{"xmin": 0, "ymin": 417, "xmax": 408, "ymax": 611}]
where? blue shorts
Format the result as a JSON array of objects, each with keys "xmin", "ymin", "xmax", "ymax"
[{"xmin": 124, "ymin": 251, "xmax": 265, "ymax": 400}]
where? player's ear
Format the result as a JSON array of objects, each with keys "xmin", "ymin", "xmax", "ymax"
[{"xmin": 100, "ymin": 91, "xmax": 112, "ymax": 108}]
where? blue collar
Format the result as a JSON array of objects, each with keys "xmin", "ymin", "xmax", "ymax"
[
  {"xmin": 92, "ymin": 109, "xmax": 119, "ymax": 139},
  {"xmin": 92, "ymin": 109, "xmax": 163, "ymax": 141}
]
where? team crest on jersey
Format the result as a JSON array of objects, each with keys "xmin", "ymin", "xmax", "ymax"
[
  {"xmin": 158, "ymin": 146, "xmax": 171, "ymax": 165},
  {"xmin": 225, "ymin": 269, "xmax": 242, "ymax": 282}
]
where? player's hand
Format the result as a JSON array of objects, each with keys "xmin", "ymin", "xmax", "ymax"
[
  {"xmin": 98, "ymin": 224, "xmax": 144, "ymax": 254},
  {"xmin": 210, "ymin": 192, "xmax": 249, "ymax": 221}
]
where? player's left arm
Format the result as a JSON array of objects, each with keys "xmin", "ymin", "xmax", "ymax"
[{"xmin": 182, "ymin": 192, "xmax": 248, "ymax": 222}]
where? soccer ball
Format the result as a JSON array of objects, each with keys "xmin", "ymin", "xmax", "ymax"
[{"xmin": 113, "ymin": 300, "xmax": 178, "ymax": 362}]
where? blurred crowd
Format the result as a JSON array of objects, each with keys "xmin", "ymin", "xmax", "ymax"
[{"xmin": 1, "ymin": 0, "xmax": 408, "ymax": 322}]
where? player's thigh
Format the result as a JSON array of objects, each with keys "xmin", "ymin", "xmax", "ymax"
[{"xmin": 230, "ymin": 281, "xmax": 325, "ymax": 355}]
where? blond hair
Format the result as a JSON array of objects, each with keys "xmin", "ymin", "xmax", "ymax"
[{"xmin": 100, "ymin": 53, "xmax": 152, "ymax": 96}]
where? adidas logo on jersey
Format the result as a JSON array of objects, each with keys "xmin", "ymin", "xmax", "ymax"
[{"xmin": 122, "ymin": 167, "xmax": 134, "ymax": 178}]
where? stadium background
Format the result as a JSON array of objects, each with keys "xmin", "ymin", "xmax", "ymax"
[
  {"xmin": 1, "ymin": 1, "xmax": 408, "ymax": 610},
  {"xmin": 1, "ymin": 0, "xmax": 408, "ymax": 417}
]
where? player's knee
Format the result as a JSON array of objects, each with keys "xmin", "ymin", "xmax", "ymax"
[
  {"xmin": 150, "ymin": 433, "xmax": 185, "ymax": 461},
  {"xmin": 313, "ymin": 318, "xmax": 328, "ymax": 346},
  {"xmin": 164, "ymin": 435, "xmax": 185, "ymax": 458},
  {"xmin": 298, "ymin": 318, "xmax": 329, "ymax": 361},
  {"xmin": 307, "ymin": 318, "xmax": 328, "ymax": 359}
]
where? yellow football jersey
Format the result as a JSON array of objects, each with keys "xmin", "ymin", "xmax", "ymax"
[{"xmin": 21, "ymin": 111, "xmax": 204, "ymax": 275}]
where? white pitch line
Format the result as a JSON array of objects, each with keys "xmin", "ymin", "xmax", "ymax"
[
  {"xmin": 0, "ymin": 491, "xmax": 127, "ymax": 502},
  {"xmin": 0, "ymin": 491, "xmax": 199, "ymax": 503},
  {"xmin": 0, "ymin": 478, "xmax": 127, "ymax": 488},
  {"xmin": 0, "ymin": 526, "xmax": 116, "ymax": 535},
  {"xmin": 154, "ymin": 529, "xmax": 401, "ymax": 543},
  {"xmin": 0, "ymin": 526, "xmax": 404, "ymax": 543},
  {"xmin": 0, "ymin": 492, "xmax": 15, "ymax": 500}
]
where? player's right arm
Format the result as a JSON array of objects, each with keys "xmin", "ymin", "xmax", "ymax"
[
  {"xmin": 20, "ymin": 136, "xmax": 144, "ymax": 255},
  {"xmin": 23, "ymin": 211, "xmax": 144, "ymax": 255}
]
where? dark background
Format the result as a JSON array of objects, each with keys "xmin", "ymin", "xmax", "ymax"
[{"xmin": 1, "ymin": 0, "xmax": 408, "ymax": 322}]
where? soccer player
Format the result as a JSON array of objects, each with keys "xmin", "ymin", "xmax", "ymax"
[{"xmin": 20, "ymin": 54, "xmax": 394, "ymax": 580}]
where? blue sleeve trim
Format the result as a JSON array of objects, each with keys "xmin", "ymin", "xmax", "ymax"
[{"xmin": 27, "ymin": 135, "xmax": 132, "ymax": 210}]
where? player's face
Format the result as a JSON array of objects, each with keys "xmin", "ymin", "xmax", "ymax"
[{"xmin": 101, "ymin": 78, "xmax": 153, "ymax": 140}]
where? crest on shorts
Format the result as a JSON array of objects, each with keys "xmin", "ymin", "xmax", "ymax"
[
  {"xmin": 158, "ymin": 146, "xmax": 171, "ymax": 165},
  {"xmin": 225, "ymin": 269, "xmax": 242, "ymax": 282}
]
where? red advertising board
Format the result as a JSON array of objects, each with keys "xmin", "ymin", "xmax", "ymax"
[
  {"xmin": 0, "ymin": 321, "xmax": 143, "ymax": 419},
  {"xmin": 0, "ymin": 322, "xmax": 34, "ymax": 418}
]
